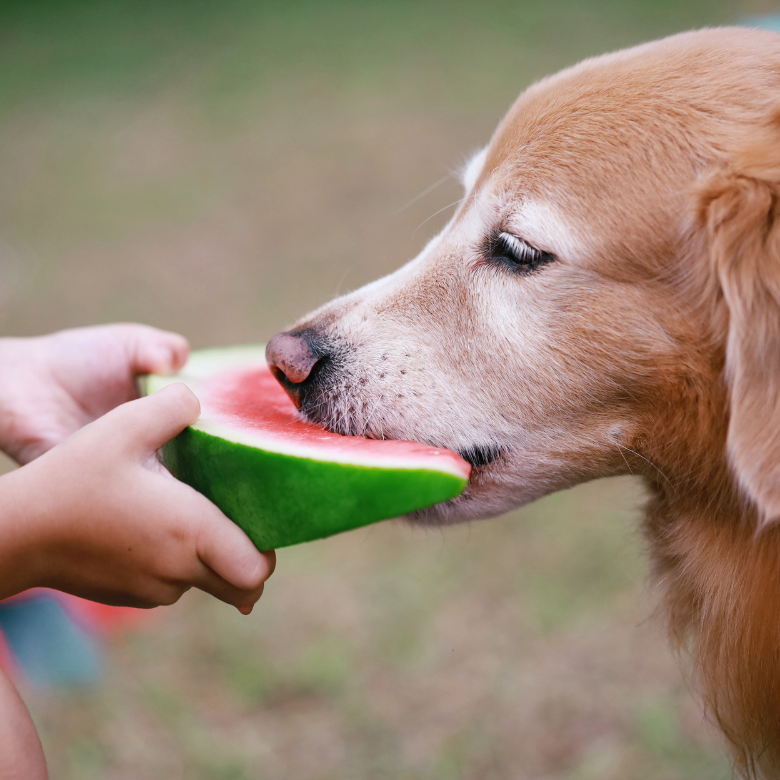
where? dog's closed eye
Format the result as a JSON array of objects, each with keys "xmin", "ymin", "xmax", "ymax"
[{"xmin": 486, "ymin": 231, "xmax": 555, "ymax": 274}]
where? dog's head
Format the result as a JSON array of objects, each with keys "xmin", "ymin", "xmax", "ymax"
[{"xmin": 267, "ymin": 28, "xmax": 780, "ymax": 526}]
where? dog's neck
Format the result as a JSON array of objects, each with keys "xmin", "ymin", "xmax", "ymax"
[{"xmin": 641, "ymin": 447, "xmax": 780, "ymax": 775}]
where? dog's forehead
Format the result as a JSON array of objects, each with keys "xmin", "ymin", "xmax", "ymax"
[
  {"xmin": 477, "ymin": 27, "xmax": 780, "ymax": 196},
  {"xmin": 479, "ymin": 59, "xmax": 672, "ymax": 197}
]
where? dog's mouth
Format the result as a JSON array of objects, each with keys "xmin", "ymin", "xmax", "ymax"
[
  {"xmin": 285, "ymin": 360, "xmax": 503, "ymax": 478},
  {"xmin": 302, "ymin": 400, "xmax": 504, "ymax": 476},
  {"xmin": 457, "ymin": 444, "xmax": 503, "ymax": 469},
  {"xmin": 300, "ymin": 403, "xmax": 502, "ymax": 478}
]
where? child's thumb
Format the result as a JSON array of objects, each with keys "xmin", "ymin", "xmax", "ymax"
[{"xmin": 108, "ymin": 383, "xmax": 201, "ymax": 454}]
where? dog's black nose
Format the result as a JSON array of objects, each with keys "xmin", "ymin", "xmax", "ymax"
[{"xmin": 266, "ymin": 328, "xmax": 329, "ymax": 408}]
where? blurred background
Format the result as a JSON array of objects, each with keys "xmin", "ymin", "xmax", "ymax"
[{"xmin": 0, "ymin": 0, "xmax": 773, "ymax": 777}]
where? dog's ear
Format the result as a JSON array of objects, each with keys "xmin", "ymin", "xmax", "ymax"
[{"xmin": 698, "ymin": 125, "xmax": 780, "ymax": 526}]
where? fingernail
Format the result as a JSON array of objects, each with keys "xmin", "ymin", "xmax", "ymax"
[{"xmin": 238, "ymin": 605, "xmax": 253, "ymax": 616}]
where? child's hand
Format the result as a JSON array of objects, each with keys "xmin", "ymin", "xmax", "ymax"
[
  {"xmin": 0, "ymin": 324, "xmax": 189, "ymax": 465},
  {"xmin": 0, "ymin": 384, "xmax": 275, "ymax": 613}
]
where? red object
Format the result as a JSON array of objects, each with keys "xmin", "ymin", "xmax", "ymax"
[
  {"xmin": 1, "ymin": 589, "xmax": 155, "ymax": 636},
  {"xmin": 58, "ymin": 595, "xmax": 156, "ymax": 636},
  {"xmin": 205, "ymin": 364, "xmax": 471, "ymax": 478},
  {"xmin": 0, "ymin": 629, "xmax": 19, "ymax": 677}
]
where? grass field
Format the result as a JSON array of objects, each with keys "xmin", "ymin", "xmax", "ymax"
[{"xmin": 0, "ymin": 0, "xmax": 768, "ymax": 777}]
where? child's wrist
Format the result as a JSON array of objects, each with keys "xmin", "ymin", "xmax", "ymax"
[{"xmin": 0, "ymin": 466, "xmax": 51, "ymax": 599}]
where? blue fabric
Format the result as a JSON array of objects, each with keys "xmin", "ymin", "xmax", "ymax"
[
  {"xmin": 0, "ymin": 595, "xmax": 101, "ymax": 686},
  {"xmin": 740, "ymin": 15, "xmax": 780, "ymax": 33}
]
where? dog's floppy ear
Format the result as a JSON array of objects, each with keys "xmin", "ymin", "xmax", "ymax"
[{"xmin": 698, "ymin": 124, "xmax": 780, "ymax": 526}]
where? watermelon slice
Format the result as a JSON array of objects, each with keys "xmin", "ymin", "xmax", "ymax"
[{"xmin": 144, "ymin": 346, "xmax": 470, "ymax": 549}]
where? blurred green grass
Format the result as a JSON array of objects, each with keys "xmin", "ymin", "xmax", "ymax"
[{"xmin": 0, "ymin": 0, "xmax": 765, "ymax": 777}]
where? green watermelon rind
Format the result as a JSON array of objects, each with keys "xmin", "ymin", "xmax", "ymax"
[
  {"xmin": 160, "ymin": 426, "xmax": 466, "ymax": 549},
  {"xmin": 145, "ymin": 346, "xmax": 468, "ymax": 549}
]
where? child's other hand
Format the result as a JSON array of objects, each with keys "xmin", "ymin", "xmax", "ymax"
[
  {"xmin": 1, "ymin": 384, "xmax": 275, "ymax": 612},
  {"xmin": 0, "ymin": 324, "xmax": 189, "ymax": 464}
]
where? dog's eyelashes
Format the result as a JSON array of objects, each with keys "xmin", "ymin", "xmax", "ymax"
[{"xmin": 487, "ymin": 231, "xmax": 554, "ymax": 273}]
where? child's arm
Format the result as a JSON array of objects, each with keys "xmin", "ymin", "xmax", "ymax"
[
  {"xmin": 0, "ymin": 665, "xmax": 46, "ymax": 780},
  {"xmin": 0, "ymin": 325, "xmax": 276, "ymax": 780},
  {"xmin": 0, "ymin": 383, "xmax": 275, "ymax": 611}
]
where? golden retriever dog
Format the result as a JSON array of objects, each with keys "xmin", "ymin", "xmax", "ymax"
[{"xmin": 266, "ymin": 27, "xmax": 780, "ymax": 776}]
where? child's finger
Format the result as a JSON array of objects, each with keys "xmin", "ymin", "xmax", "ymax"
[
  {"xmin": 194, "ymin": 502, "xmax": 274, "ymax": 593},
  {"xmin": 112, "ymin": 323, "xmax": 190, "ymax": 376},
  {"xmin": 144, "ymin": 478, "xmax": 271, "ymax": 608},
  {"xmin": 141, "ymin": 472, "xmax": 274, "ymax": 594},
  {"xmin": 190, "ymin": 564, "xmax": 267, "ymax": 612},
  {"xmin": 105, "ymin": 383, "xmax": 201, "ymax": 454}
]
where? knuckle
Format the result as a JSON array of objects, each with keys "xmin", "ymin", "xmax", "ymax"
[
  {"xmin": 136, "ymin": 577, "xmax": 188, "ymax": 608},
  {"xmin": 165, "ymin": 516, "xmax": 192, "ymax": 547}
]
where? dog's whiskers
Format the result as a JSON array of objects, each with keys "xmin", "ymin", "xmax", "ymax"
[
  {"xmin": 333, "ymin": 263, "xmax": 360, "ymax": 297},
  {"xmin": 614, "ymin": 442, "xmax": 635, "ymax": 475},
  {"xmin": 412, "ymin": 197, "xmax": 464, "ymax": 239},
  {"xmin": 618, "ymin": 444, "xmax": 674, "ymax": 489},
  {"xmin": 392, "ymin": 172, "xmax": 455, "ymax": 216},
  {"xmin": 360, "ymin": 395, "xmax": 384, "ymax": 437}
]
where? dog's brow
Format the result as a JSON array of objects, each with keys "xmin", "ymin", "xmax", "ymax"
[
  {"xmin": 460, "ymin": 147, "xmax": 488, "ymax": 194},
  {"xmin": 510, "ymin": 199, "xmax": 581, "ymax": 262}
]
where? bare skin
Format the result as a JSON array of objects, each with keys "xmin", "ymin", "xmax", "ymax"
[
  {"xmin": 0, "ymin": 324, "xmax": 277, "ymax": 780},
  {"xmin": 0, "ymin": 665, "xmax": 46, "ymax": 780}
]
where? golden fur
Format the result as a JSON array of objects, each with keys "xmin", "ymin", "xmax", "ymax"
[{"xmin": 269, "ymin": 28, "xmax": 780, "ymax": 775}]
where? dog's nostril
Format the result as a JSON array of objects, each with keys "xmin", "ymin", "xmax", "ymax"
[{"xmin": 266, "ymin": 329, "xmax": 327, "ymax": 385}]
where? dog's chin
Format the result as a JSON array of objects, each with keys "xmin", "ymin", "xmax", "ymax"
[
  {"xmin": 406, "ymin": 482, "xmax": 506, "ymax": 526},
  {"xmin": 404, "ymin": 458, "xmax": 514, "ymax": 526}
]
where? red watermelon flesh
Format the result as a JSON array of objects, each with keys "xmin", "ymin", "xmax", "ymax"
[{"xmin": 146, "ymin": 346, "xmax": 471, "ymax": 548}]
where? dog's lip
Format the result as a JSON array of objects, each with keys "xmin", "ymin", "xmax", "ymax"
[
  {"xmin": 457, "ymin": 444, "xmax": 503, "ymax": 470},
  {"xmin": 306, "ymin": 415, "xmax": 499, "ymax": 475}
]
